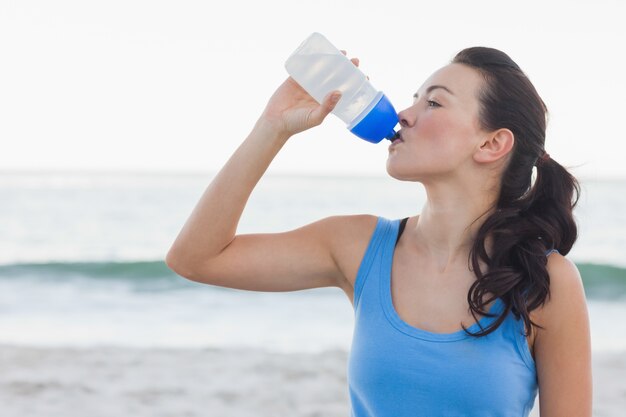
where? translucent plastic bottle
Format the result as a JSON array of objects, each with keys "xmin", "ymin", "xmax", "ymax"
[{"xmin": 285, "ymin": 32, "xmax": 399, "ymax": 143}]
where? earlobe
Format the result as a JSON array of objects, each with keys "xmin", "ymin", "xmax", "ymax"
[{"xmin": 474, "ymin": 129, "xmax": 515, "ymax": 163}]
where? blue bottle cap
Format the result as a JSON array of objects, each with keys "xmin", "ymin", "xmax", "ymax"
[{"xmin": 348, "ymin": 93, "xmax": 398, "ymax": 144}]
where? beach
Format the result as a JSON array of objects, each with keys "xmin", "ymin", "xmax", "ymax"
[
  {"xmin": 0, "ymin": 344, "xmax": 624, "ymax": 417},
  {"xmin": 0, "ymin": 345, "xmax": 349, "ymax": 417}
]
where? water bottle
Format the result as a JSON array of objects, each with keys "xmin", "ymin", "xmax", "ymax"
[{"xmin": 284, "ymin": 32, "xmax": 399, "ymax": 144}]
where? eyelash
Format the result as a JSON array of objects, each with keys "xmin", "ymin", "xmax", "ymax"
[{"xmin": 427, "ymin": 100, "xmax": 441, "ymax": 108}]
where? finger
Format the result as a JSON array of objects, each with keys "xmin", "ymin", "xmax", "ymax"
[
  {"xmin": 340, "ymin": 50, "xmax": 347, "ymax": 55},
  {"xmin": 351, "ymin": 57, "xmax": 360, "ymax": 66},
  {"xmin": 309, "ymin": 90, "xmax": 342, "ymax": 126}
]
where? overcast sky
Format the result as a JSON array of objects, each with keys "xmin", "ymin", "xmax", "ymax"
[{"xmin": 1, "ymin": 0, "xmax": 624, "ymax": 179}]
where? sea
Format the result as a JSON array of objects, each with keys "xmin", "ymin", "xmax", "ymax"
[{"xmin": 1, "ymin": 171, "xmax": 625, "ymax": 353}]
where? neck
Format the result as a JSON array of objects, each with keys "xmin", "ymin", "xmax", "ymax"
[{"xmin": 411, "ymin": 179, "xmax": 498, "ymax": 272}]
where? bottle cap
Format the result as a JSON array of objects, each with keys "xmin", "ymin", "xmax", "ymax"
[{"xmin": 348, "ymin": 93, "xmax": 399, "ymax": 144}]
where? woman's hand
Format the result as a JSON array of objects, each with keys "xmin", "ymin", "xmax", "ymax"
[{"xmin": 259, "ymin": 55, "xmax": 361, "ymax": 139}]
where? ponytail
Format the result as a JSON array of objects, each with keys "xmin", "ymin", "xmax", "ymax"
[
  {"xmin": 531, "ymin": 154, "xmax": 580, "ymax": 254},
  {"xmin": 465, "ymin": 155, "xmax": 579, "ymax": 337}
]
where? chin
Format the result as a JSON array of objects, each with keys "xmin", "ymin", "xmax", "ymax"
[{"xmin": 385, "ymin": 162, "xmax": 422, "ymax": 183}]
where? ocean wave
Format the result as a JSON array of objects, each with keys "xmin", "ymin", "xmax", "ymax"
[
  {"xmin": 0, "ymin": 260, "xmax": 174, "ymax": 280},
  {"xmin": 577, "ymin": 263, "xmax": 626, "ymax": 300},
  {"xmin": 0, "ymin": 260, "xmax": 625, "ymax": 300},
  {"xmin": 0, "ymin": 260, "xmax": 193, "ymax": 292}
]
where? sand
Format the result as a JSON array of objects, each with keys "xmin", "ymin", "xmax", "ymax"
[{"xmin": 0, "ymin": 345, "xmax": 623, "ymax": 417}]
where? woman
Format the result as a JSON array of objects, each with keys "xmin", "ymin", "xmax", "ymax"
[{"xmin": 166, "ymin": 47, "xmax": 592, "ymax": 416}]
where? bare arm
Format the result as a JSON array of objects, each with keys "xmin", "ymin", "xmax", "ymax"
[
  {"xmin": 166, "ymin": 58, "xmax": 372, "ymax": 293},
  {"xmin": 534, "ymin": 254, "xmax": 592, "ymax": 416}
]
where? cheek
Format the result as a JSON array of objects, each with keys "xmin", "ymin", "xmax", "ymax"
[
  {"xmin": 415, "ymin": 113, "xmax": 443, "ymax": 139},
  {"xmin": 414, "ymin": 114, "xmax": 459, "ymax": 158},
  {"xmin": 417, "ymin": 111, "xmax": 478, "ymax": 151}
]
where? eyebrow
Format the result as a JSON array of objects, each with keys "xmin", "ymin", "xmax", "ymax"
[{"xmin": 413, "ymin": 85, "xmax": 455, "ymax": 99}]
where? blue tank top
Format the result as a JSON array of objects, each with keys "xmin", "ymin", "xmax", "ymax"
[{"xmin": 347, "ymin": 217, "xmax": 538, "ymax": 417}]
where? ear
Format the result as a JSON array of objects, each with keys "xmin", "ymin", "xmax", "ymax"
[{"xmin": 473, "ymin": 128, "xmax": 514, "ymax": 164}]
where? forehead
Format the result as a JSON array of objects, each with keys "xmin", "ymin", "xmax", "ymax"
[{"xmin": 416, "ymin": 63, "xmax": 484, "ymax": 101}]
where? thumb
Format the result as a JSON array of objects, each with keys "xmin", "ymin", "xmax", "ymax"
[{"xmin": 308, "ymin": 91, "xmax": 341, "ymax": 126}]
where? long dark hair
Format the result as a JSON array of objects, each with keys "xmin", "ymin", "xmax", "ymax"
[{"xmin": 453, "ymin": 47, "xmax": 580, "ymax": 337}]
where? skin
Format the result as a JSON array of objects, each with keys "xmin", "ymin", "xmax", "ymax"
[{"xmin": 167, "ymin": 56, "xmax": 592, "ymax": 416}]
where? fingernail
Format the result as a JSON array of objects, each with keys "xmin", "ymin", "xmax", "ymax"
[{"xmin": 331, "ymin": 93, "xmax": 341, "ymax": 103}]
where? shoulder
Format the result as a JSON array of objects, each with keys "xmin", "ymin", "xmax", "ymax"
[
  {"xmin": 545, "ymin": 253, "xmax": 586, "ymax": 312},
  {"xmin": 531, "ymin": 252, "xmax": 589, "ymax": 346},
  {"xmin": 323, "ymin": 214, "xmax": 380, "ymax": 258},
  {"xmin": 320, "ymin": 214, "xmax": 380, "ymax": 288},
  {"xmin": 323, "ymin": 213, "xmax": 380, "ymax": 231}
]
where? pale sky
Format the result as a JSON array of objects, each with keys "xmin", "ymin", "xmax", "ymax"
[{"xmin": 1, "ymin": 0, "xmax": 624, "ymax": 179}]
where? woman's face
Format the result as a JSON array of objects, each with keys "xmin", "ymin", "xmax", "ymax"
[{"xmin": 386, "ymin": 63, "xmax": 488, "ymax": 182}]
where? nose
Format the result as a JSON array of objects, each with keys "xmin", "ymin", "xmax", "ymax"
[{"xmin": 397, "ymin": 106, "xmax": 416, "ymax": 128}]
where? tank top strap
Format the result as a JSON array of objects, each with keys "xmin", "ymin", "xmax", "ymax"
[
  {"xmin": 395, "ymin": 217, "xmax": 409, "ymax": 247},
  {"xmin": 499, "ymin": 304, "xmax": 537, "ymax": 372},
  {"xmin": 353, "ymin": 217, "xmax": 400, "ymax": 310}
]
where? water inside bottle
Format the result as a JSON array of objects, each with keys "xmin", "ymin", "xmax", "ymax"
[{"xmin": 286, "ymin": 53, "xmax": 378, "ymax": 124}]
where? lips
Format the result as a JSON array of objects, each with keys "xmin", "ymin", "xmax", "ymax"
[
  {"xmin": 391, "ymin": 132, "xmax": 404, "ymax": 144},
  {"xmin": 389, "ymin": 136, "xmax": 403, "ymax": 151}
]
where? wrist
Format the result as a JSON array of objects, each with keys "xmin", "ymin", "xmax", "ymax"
[{"xmin": 253, "ymin": 117, "xmax": 291, "ymax": 144}]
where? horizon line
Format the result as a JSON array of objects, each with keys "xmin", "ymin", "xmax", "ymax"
[{"xmin": 0, "ymin": 168, "xmax": 625, "ymax": 182}]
